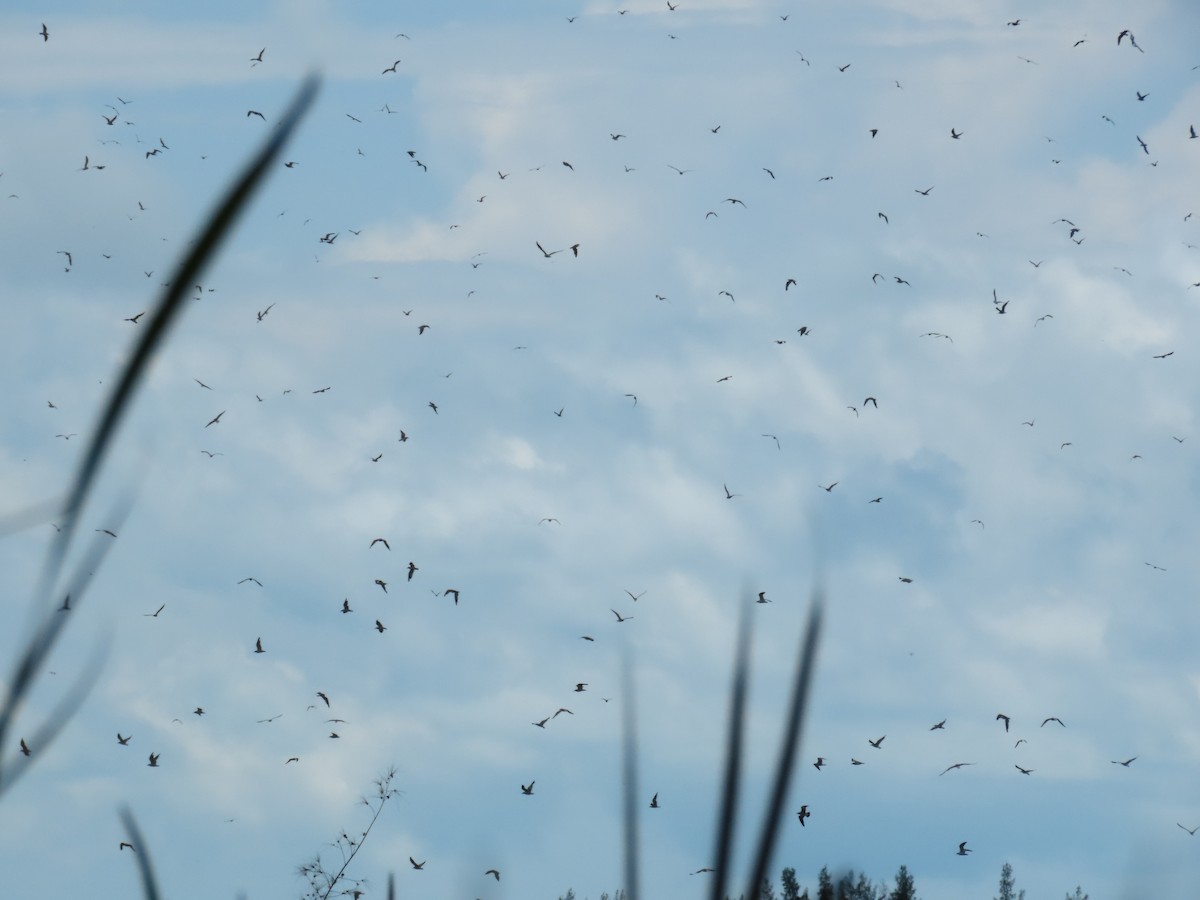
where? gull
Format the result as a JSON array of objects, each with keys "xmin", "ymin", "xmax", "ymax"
[
  {"xmin": 1111, "ymin": 756, "xmax": 1137, "ymax": 767},
  {"xmin": 894, "ymin": 276, "xmax": 910, "ymax": 285},
  {"xmin": 819, "ymin": 482, "xmax": 838, "ymax": 492},
  {"xmin": 756, "ymin": 592, "xmax": 770, "ymax": 603},
  {"xmin": 553, "ymin": 708, "xmax": 573, "ymax": 719},
  {"xmin": 1153, "ymin": 351, "xmax": 1174, "ymax": 359},
  {"xmin": 785, "ymin": 278, "xmax": 797, "ymax": 290},
  {"xmin": 763, "ymin": 434, "xmax": 780, "ymax": 449},
  {"xmin": 251, "ymin": 48, "xmax": 265, "ymax": 63},
  {"xmin": 562, "ymin": 161, "xmax": 574, "ymax": 170},
  {"xmin": 256, "ymin": 303, "xmax": 274, "ymax": 321},
  {"xmin": 407, "ymin": 561, "xmax": 418, "ymax": 581},
  {"xmin": 58, "ymin": 250, "xmax": 72, "ymax": 267},
  {"xmin": 205, "ymin": 411, "xmax": 225, "ymax": 427},
  {"xmin": 148, "ymin": 753, "xmax": 160, "ymax": 767},
  {"xmin": 143, "ymin": 603, "xmax": 165, "ymax": 618},
  {"xmin": 763, "ymin": 167, "xmax": 775, "ymax": 178},
  {"xmin": 20, "ymin": 738, "xmax": 31, "ymax": 756},
  {"xmin": 316, "ymin": 692, "xmax": 330, "ymax": 707},
  {"xmin": 409, "ymin": 858, "xmax": 425, "ymax": 870},
  {"xmin": 238, "ymin": 577, "xmax": 262, "ymax": 586},
  {"xmin": 574, "ymin": 683, "xmax": 587, "ymax": 692},
  {"xmin": 370, "ymin": 538, "xmax": 390, "ymax": 550},
  {"xmin": 247, "ymin": 110, "xmax": 265, "ymax": 120},
  {"xmin": 650, "ymin": 793, "xmax": 660, "ymax": 808},
  {"xmin": 1041, "ymin": 717, "xmax": 1065, "ymax": 727},
  {"xmin": 1015, "ymin": 765, "xmax": 1034, "ymax": 775},
  {"xmin": 610, "ymin": 133, "xmax": 625, "ymax": 140},
  {"xmin": 625, "ymin": 394, "xmax": 638, "ymax": 406},
  {"xmin": 813, "ymin": 757, "xmax": 826, "ymax": 770},
  {"xmin": 693, "ymin": 868, "xmax": 716, "ymax": 875},
  {"xmin": 444, "ymin": 588, "xmax": 460, "ymax": 605},
  {"xmin": 869, "ymin": 735, "xmax": 885, "ymax": 748},
  {"xmin": 797, "ymin": 804, "xmax": 811, "ymax": 826},
  {"xmin": 119, "ymin": 842, "xmax": 135, "ymax": 852},
  {"xmin": 611, "ymin": 609, "xmax": 633, "ymax": 622},
  {"xmin": 40, "ymin": 23, "xmax": 49, "ymax": 41},
  {"xmin": 956, "ymin": 842, "xmax": 971, "ymax": 856},
  {"xmin": 521, "ymin": 782, "xmax": 535, "ymax": 795},
  {"xmin": 117, "ymin": 734, "xmax": 131, "ymax": 745},
  {"xmin": 1178, "ymin": 824, "xmax": 1199, "ymax": 835},
  {"xmin": 382, "ymin": 60, "xmax": 401, "ymax": 74},
  {"xmin": 285, "ymin": 757, "xmax": 299, "ymax": 764},
  {"xmin": 1035, "ymin": 314, "xmax": 1053, "ymax": 326},
  {"xmin": 838, "ymin": 63, "xmax": 851, "ymax": 72},
  {"xmin": 96, "ymin": 529, "xmax": 117, "ymax": 538},
  {"xmin": 878, "ymin": 212, "xmax": 888, "ymax": 223},
  {"xmin": 375, "ymin": 620, "xmax": 386, "ymax": 633},
  {"xmin": 194, "ymin": 378, "xmax": 212, "ymax": 390},
  {"xmin": 341, "ymin": 599, "xmax": 352, "ymax": 613},
  {"xmin": 950, "ymin": 128, "xmax": 963, "ymax": 139},
  {"xmin": 996, "ymin": 713, "xmax": 1011, "ymax": 732},
  {"xmin": 723, "ymin": 483, "xmax": 739, "ymax": 499},
  {"xmin": 930, "ymin": 719, "xmax": 946, "ymax": 730},
  {"xmin": 486, "ymin": 869, "xmax": 501, "ymax": 881},
  {"xmin": 257, "ymin": 714, "xmax": 282, "ymax": 723},
  {"xmin": 723, "ymin": 198, "xmax": 745, "ymax": 207},
  {"xmin": 1137, "ymin": 136, "xmax": 1149, "ymax": 155},
  {"xmin": 915, "ymin": 186, "xmax": 934, "ymax": 196},
  {"xmin": 375, "ymin": 579, "xmax": 388, "ymax": 593},
  {"xmin": 538, "ymin": 518, "xmax": 561, "ymax": 525},
  {"xmin": 194, "ymin": 707, "xmax": 205, "ymax": 716},
  {"xmin": 428, "ymin": 401, "xmax": 438, "ymax": 414},
  {"xmin": 254, "ymin": 638, "xmax": 265, "ymax": 654},
  {"xmin": 1137, "ymin": 91, "xmax": 1149, "ymax": 102},
  {"xmin": 940, "ymin": 762, "xmax": 974, "ymax": 775},
  {"xmin": 1007, "ymin": 19, "xmax": 1021, "ymax": 26},
  {"xmin": 536, "ymin": 241, "xmax": 562, "ymax": 258},
  {"xmin": 1117, "ymin": 29, "xmax": 1142, "ymax": 52},
  {"xmin": 625, "ymin": 589, "xmax": 646, "ymax": 601},
  {"xmin": 533, "ymin": 717, "xmax": 550, "ymax": 728},
  {"xmin": 667, "ymin": 165, "xmax": 692, "ymax": 175}
]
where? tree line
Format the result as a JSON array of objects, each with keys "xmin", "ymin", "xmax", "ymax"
[{"xmin": 557, "ymin": 860, "xmax": 1090, "ymax": 900}]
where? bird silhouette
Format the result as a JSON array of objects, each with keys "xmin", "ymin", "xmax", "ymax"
[
  {"xmin": 520, "ymin": 782, "xmax": 534, "ymax": 795},
  {"xmin": 940, "ymin": 762, "xmax": 974, "ymax": 775},
  {"xmin": 117, "ymin": 733, "xmax": 131, "ymax": 745},
  {"xmin": 797, "ymin": 804, "xmax": 811, "ymax": 826},
  {"xmin": 611, "ymin": 609, "xmax": 633, "ymax": 622},
  {"xmin": 148, "ymin": 752, "xmax": 159, "ymax": 767},
  {"xmin": 254, "ymin": 638, "xmax": 264, "ymax": 654},
  {"xmin": 409, "ymin": 858, "xmax": 425, "ymax": 870},
  {"xmin": 1112, "ymin": 756, "xmax": 1137, "ymax": 767},
  {"xmin": 957, "ymin": 842, "xmax": 971, "ymax": 856}
]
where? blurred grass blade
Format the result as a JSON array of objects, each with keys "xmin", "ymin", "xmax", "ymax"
[
  {"xmin": 120, "ymin": 807, "xmax": 162, "ymax": 900},
  {"xmin": 35, "ymin": 73, "xmax": 320, "ymax": 608},
  {"xmin": 707, "ymin": 598, "xmax": 752, "ymax": 900},
  {"xmin": 0, "ymin": 526, "xmax": 117, "ymax": 795},
  {"xmin": 620, "ymin": 645, "xmax": 640, "ymax": 900},
  {"xmin": 741, "ymin": 594, "xmax": 824, "ymax": 900}
]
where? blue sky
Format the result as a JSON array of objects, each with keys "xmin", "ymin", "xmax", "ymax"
[{"xmin": 2, "ymin": 1, "xmax": 1199, "ymax": 898}]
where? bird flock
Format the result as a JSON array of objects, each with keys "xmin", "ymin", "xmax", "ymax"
[{"xmin": 6, "ymin": 5, "xmax": 1200, "ymax": 900}]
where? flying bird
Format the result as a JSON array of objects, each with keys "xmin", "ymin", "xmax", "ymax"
[
  {"xmin": 611, "ymin": 609, "xmax": 633, "ymax": 622},
  {"xmin": 486, "ymin": 869, "xmax": 501, "ymax": 881},
  {"xmin": 520, "ymin": 782, "xmax": 535, "ymax": 795},
  {"xmin": 148, "ymin": 753, "xmax": 159, "ymax": 767},
  {"xmin": 370, "ymin": 538, "xmax": 390, "ymax": 550},
  {"xmin": 205, "ymin": 411, "xmax": 225, "ymax": 427},
  {"xmin": 117, "ymin": 734, "xmax": 131, "ymax": 745},
  {"xmin": 20, "ymin": 738, "xmax": 31, "ymax": 756},
  {"xmin": 930, "ymin": 719, "xmax": 946, "ymax": 730},
  {"xmin": 409, "ymin": 858, "xmax": 425, "ymax": 870},
  {"xmin": 246, "ymin": 110, "xmax": 265, "ymax": 120},
  {"xmin": 1015, "ymin": 765, "xmax": 1034, "ymax": 775},
  {"xmin": 382, "ymin": 60, "xmax": 401, "ymax": 74},
  {"xmin": 1112, "ymin": 756, "xmax": 1137, "ymax": 767},
  {"xmin": 254, "ymin": 638, "xmax": 264, "ymax": 654},
  {"xmin": 996, "ymin": 713, "xmax": 1011, "ymax": 732},
  {"xmin": 650, "ymin": 793, "xmax": 659, "ymax": 808},
  {"xmin": 797, "ymin": 804, "xmax": 811, "ymax": 826},
  {"xmin": 940, "ymin": 762, "xmax": 974, "ymax": 775},
  {"xmin": 1041, "ymin": 717, "xmax": 1065, "ymax": 727},
  {"xmin": 956, "ymin": 842, "xmax": 971, "ymax": 856},
  {"xmin": 869, "ymin": 735, "xmax": 885, "ymax": 748},
  {"xmin": 40, "ymin": 23, "xmax": 49, "ymax": 41},
  {"xmin": 813, "ymin": 757, "xmax": 826, "ymax": 770},
  {"xmin": 316, "ymin": 692, "xmax": 330, "ymax": 707},
  {"xmin": 375, "ymin": 620, "xmax": 386, "ymax": 633}
]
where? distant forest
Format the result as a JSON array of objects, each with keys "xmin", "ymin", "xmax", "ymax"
[{"xmin": 558, "ymin": 861, "xmax": 1090, "ymax": 900}]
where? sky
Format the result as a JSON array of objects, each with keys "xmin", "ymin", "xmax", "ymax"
[{"xmin": 2, "ymin": 1, "xmax": 1199, "ymax": 898}]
